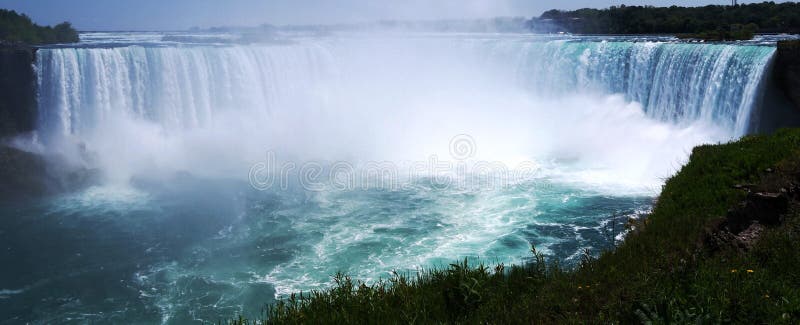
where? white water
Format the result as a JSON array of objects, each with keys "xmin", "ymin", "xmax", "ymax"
[
  {"xmin": 4, "ymin": 33, "xmax": 778, "ymax": 323},
  {"xmin": 33, "ymin": 35, "xmax": 773, "ymax": 189}
]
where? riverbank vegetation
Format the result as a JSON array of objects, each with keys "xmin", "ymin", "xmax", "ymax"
[
  {"xmin": 231, "ymin": 128, "xmax": 800, "ymax": 323},
  {"xmin": 533, "ymin": 2, "xmax": 800, "ymax": 40},
  {"xmin": 0, "ymin": 9, "xmax": 78, "ymax": 44}
]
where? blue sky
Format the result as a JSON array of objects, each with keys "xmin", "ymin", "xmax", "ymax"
[{"xmin": 0, "ymin": 1, "xmax": 780, "ymax": 31}]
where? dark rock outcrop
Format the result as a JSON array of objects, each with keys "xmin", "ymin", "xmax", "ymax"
[
  {"xmin": 702, "ymin": 158, "xmax": 800, "ymax": 253},
  {"xmin": 0, "ymin": 42, "xmax": 37, "ymax": 138},
  {"xmin": 0, "ymin": 146, "xmax": 100, "ymax": 201},
  {"xmin": 727, "ymin": 191, "xmax": 789, "ymax": 230},
  {"xmin": 702, "ymin": 189, "xmax": 790, "ymax": 253},
  {"xmin": 776, "ymin": 40, "xmax": 800, "ymax": 111},
  {"xmin": 0, "ymin": 146, "xmax": 50, "ymax": 199}
]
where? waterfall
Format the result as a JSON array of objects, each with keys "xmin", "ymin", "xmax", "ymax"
[
  {"xmin": 35, "ymin": 38, "xmax": 775, "ymax": 142},
  {"xmin": 11, "ymin": 35, "xmax": 786, "ymax": 322},
  {"xmin": 35, "ymin": 43, "xmax": 337, "ymax": 141},
  {"xmin": 27, "ymin": 36, "xmax": 779, "ymax": 187},
  {"xmin": 493, "ymin": 41, "xmax": 775, "ymax": 135}
]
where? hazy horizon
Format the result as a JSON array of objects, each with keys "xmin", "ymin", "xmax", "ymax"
[{"xmin": 0, "ymin": 0, "xmax": 790, "ymax": 31}]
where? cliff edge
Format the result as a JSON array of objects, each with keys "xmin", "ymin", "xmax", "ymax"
[
  {"xmin": 0, "ymin": 42, "xmax": 36, "ymax": 139},
  {"xmin": 776, "ymin": 40, "xmax": 800, "ymax": 112}
]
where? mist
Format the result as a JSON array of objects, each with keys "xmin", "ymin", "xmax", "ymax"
[
  {"xmin": 2, "ymin": 5, "xmax": 786, "ymax": 319},
  {"xmin": 30, "ymin": 34, "xmax": 752, "ymax": 195}
]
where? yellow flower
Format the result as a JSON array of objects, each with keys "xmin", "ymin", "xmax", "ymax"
[
  {"xmin": 731, "ymin": 269, "xmax": 737, "ymax": 273},
  {"xmin": 577, "ymin": 286, "xmax": 582, "ymax": 289},
  {"xmin": 747, "ymin": 269, "xmax": 754, "ymax": 273}
]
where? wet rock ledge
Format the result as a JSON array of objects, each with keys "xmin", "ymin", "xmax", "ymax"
[
  {"xmin": 0, "ymin": 42, "xmax": 37, "ymax": 138},
  {"xmin": 776, "ymin": 40, "xmax": 800, "ymax": 112}
]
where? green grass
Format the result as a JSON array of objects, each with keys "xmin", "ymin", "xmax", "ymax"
[{"xmin": 231, "ymin": 129, "xmax": 800, "ymax": 324}]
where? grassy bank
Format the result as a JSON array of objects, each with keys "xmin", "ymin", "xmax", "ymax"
[{"xmin": 234, "ymin": 129, "xmax": 800, "ymax": 324}]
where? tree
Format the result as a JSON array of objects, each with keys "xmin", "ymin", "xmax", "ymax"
[{"xmin": 0, "ymin": 9, "xmax": 79, "ymax": 44}]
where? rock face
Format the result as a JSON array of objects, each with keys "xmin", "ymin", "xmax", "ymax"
[
  {"xmin": 0, "ymin": 146, "xmax": 101, "ymax": 201},
  {"xmin": 703, "ymin": 190, "xmax": 790, "ymax": 253},
  {"xmin": 727, "ymin": 191, "xmax": 789, "ymax": 229},
  {"xmin": 776, "ymin": 40, "xmax": 800, "ymax": 111},
  {"xmin": 0, "ymin": 146, "xmax": 50, "ymax": 199},
  {"xmin": 702, "ymin": 160, "xmax": 800, "ymax": 253},
  {"xmin": 0, "ymin": 42, "xmax": 37, "ymax": 138}
]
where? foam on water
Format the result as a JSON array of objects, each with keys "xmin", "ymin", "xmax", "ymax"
[
  {"xmin": 1, "ymin": 32, "xmax": 778, "ymax": 323},
  {"xmin": 33, "ymin": 35, "xmax": 770, "ymax": 185}
]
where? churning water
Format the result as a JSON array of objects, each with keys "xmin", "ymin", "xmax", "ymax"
[{"xmin": 1, "ymin": 32, "xmax": 780, "ymax": 323}]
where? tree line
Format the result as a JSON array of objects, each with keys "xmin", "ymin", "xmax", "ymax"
[
  {"xmin": 0, "ymin": 9, "xmax": 78, "ymax": 45},
  {"xmin": 531, "ymin": 2, "xmax": 800, "ymax": 40}
]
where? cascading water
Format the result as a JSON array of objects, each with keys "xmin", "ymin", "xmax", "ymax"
[
  {"xmin": 1, "ymin": 33, "xmax": 780, "ymax": 323},
  {"xmin": 500, "ymin": 41, "xmax": 774, "ymax": 134},
  {"xmin": 35, "ymin": 44, "xmax": 337, "ymax": 139},
  {"xmin": 36, "ymin": 38, "xmax": 773, "ymax": 141}
]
